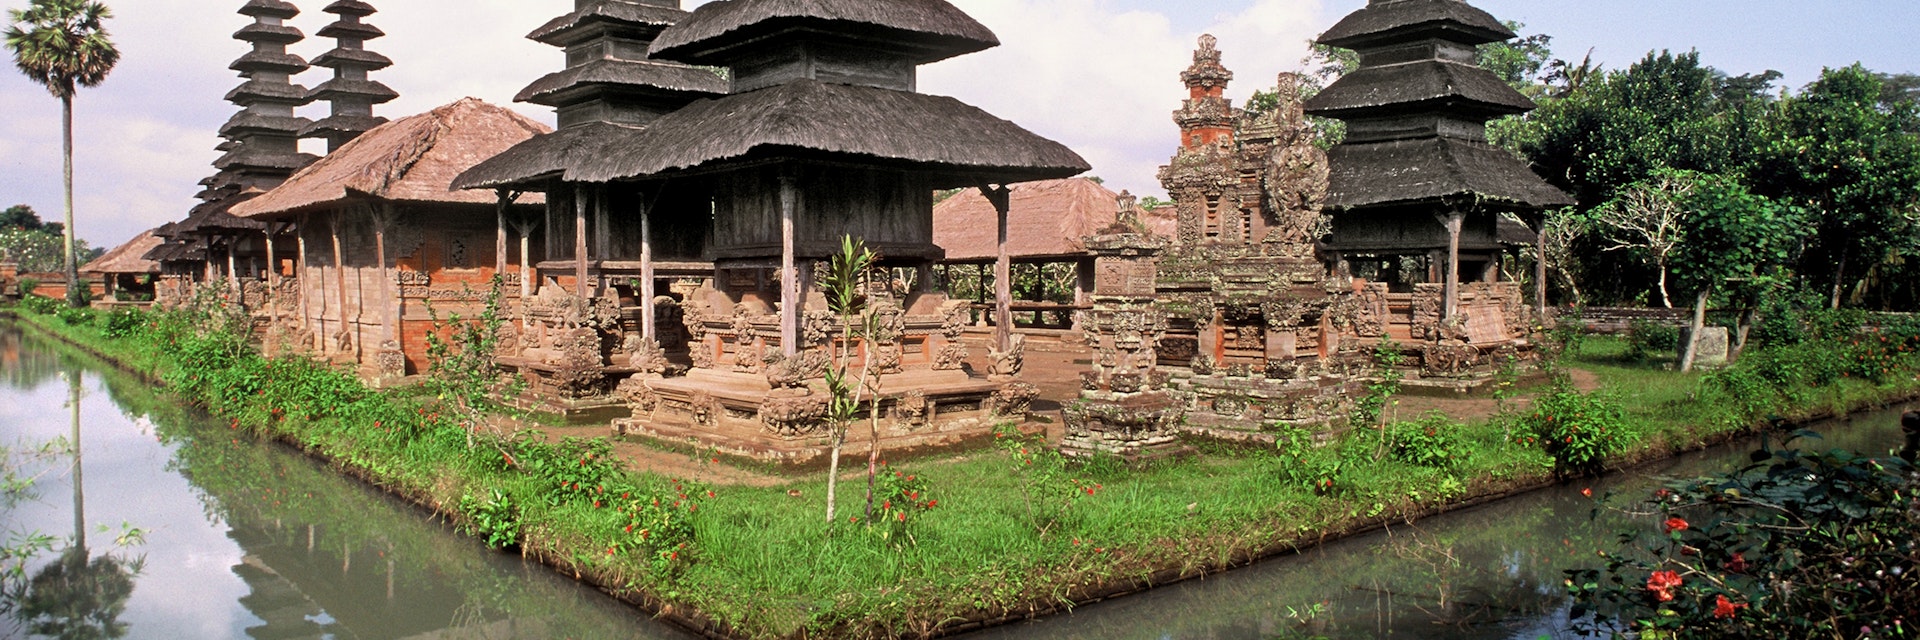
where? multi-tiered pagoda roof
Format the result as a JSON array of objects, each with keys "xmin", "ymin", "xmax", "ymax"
[
  {"xmin": 1304, "ymin": 0, "xmax": 1569, "ymax": 212},
  {"xmin": 215, "ymin": 0, "xmax": 318, "ymax": 185},
  {"xmin": 301, "ymin": 0, "xmax": 397, "ymax": 151},
  {"xmin": 454, "ymin": 0, "xmax": 728, "ymax": 190}
]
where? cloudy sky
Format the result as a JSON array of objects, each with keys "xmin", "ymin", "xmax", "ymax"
[{"xmin": 2, "ymin": 0, "xmax": 1915, "ymax": 251}]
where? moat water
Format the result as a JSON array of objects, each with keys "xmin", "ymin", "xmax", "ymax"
[{"xmin": 0, "ymin": 322, "xmax": 1907, "ymax": 639}]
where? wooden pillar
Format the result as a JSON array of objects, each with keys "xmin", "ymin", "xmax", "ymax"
[
  {"xmin": 297, "ymin": 214, "xmax": 316, "ymax": 350},
  {"xmin": 374, "ymin": 204, "xmax": 395, "ymax": 344},
  {"xmin": 983, "ymin": 184, "xmax": 1013, "ymax": 352},
  {"xmin": 594, "ymin": 185, "xmax": 611, "ymax": 273},
  {"xmin": 330, "ymin": 212, "xmax": 348, "ymax": 356},
  {"xmin": 778, "ymin": 172, "xmax": 799, "ymax": 357},
  {"xmin": 639, "ymin": 191, "xmax": 656, "ymax": 341},
  {"xmin": 516, "ymin": 220, "xmax": 534, "ymax": 305},
  {"xmin": 1532, "ymin": 214, "xmax": 1548, "ymax": 325},
  {"xmin": 226, "ymin": 236, "xmax": 240, "ymax": 297},
  {"xmin": 574, "ymin": 184, "xmax": 590, "ymax": 299},
  {"xmin": 1442, "ymin": 210, "xmax": 1464, "ymax": 320},
  {"xmin": 263, "ymin": 226, "xmax": 278, "ymax": 323},
  {"xmin": 495, "ymin": 190, "xmax": 510, "ymax": 285}
]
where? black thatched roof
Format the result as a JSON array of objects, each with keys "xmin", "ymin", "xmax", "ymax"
[
  {"xmin": 650, "ymin": 0, "xmax": 998, "ymax": 65},
  {"xmin": 561, "ymin": 79, "xmax": 1089, "ymax": 186},
  {"xmin": 1302, "ymin": 59, "xmax": 1533, "ymax": 119},
  {"xmin": 515, "ymin": 59, "xmax": 728, "ymax": 106},
  {"xmin": 529, "ymin": 0, "xmax": 689, "ymax": 46},
  {"xmin": 1318, "ymin": 0, "xmax": 1512, "ymax": 49},
  {"xmin": 452, "ymin": 121, "xmax": 643, "ymax": 190},
  {"xmin": 1323, "ymin": 137, "xmax": 1573, "ymax": 211}
]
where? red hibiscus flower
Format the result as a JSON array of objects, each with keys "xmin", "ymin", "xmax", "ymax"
[
  {"xmin": 1664, "ymin": 517, "xmax": 1689, "ymax": 534},
  {"xmin": 1646, "ymin": 570, "xmax": 1683, "ymax": 602},
  {"xmin": 1713, "ymin": 594, "xmax": 1748, "ymax": 619}
]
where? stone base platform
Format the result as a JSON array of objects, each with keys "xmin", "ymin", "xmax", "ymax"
[{"xmin": 614, "ymin": 368, "xmax": 1037, "ymax": 465}]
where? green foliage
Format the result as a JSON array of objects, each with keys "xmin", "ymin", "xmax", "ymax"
[
  {"xmin": 994, "ymin": 424, "xmax": 1102, "ymax": 536},
  {"xmin": 1351, "ymin": 335, "xmax": 1404, "ymax": 426},
  {"xmin": 1754, "ymin": 64, "xmax": 1920, "ymax": 303},
  {"xmin": 869, "ymin": 464, "xmax": 936, "ymax": 544},
  {"xmin": 1518, "ymin": 386, "xmax": 1632, "ymax": 475},
  {"xmin": 1476, "ymin": 21, "xmax": 1555, "ymax": 98},
  {"xmin": 1624, "ymin": 319, "xmax": 1681, "ymax": 362},
  {"xmin": 1568, "ymin": 440, "xmax": 1918, "ymax": 638},
  {"xmin": 5, "ymin": 0, "xmax": 120, "ymax": 99},
  {"xmin": 52, "ymin": 305, "xmax": 90, "ymax": 326},
  {"xmin": 1385, "ymin": 413, "xmax": 1466, "ymax": 469},
  {"xmin": 16, "ymin": 294, "xmax": 57, "ymax": 316},
  {"xmin": 1666, "ymin": 170, "xmax": 1802, "ymax": 300},
  {"xmin": 1272, "ymin": 423, "xmax": 1344, "ymax": 496},
  {"xmin": 422, "ymin": 277, "xmax": 524, "ymax": 448},
  {"xmin": 459, "ymin": 488, "xmax": 520, "ymax": 550},
  {"xmin": 99, "ymin": 307, "xmax": 139, "ymax": 339}
]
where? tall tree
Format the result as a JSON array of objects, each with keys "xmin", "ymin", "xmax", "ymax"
[
  {"xmin": 6, "ymin": 0, "xmax": 119, "ymax": 307},
  {"xmin": 1754, "ymin": 64, "xmax": 1920, "ymax": 309},
  {"xmin": 1591, "ymin": 172, "xmax": 1693, "ymax": 308},
  {"xmin": 1665, "ymin": 171, "xmax": 1800, "ymax": 371}
]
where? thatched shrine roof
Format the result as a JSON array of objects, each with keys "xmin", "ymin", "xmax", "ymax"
[
  {"xmin": 232, "ymin": 98, "xmax": 550, "ymax": 218},
  {"xmin": 452, "ymin": 121, "xmax": 638, "ymax": 191},
  {"xmin": 529, "ymin": 0, "xmax": 690, "ymax": 45},
  {"xmin": 650, "ymin": 0, "xmax": 998, "ymax": 65},
  {"xmin": 515, "ymin": 58, "xmax": 728, "ymax": 106},
  {"xmin": 1323, "ymin": 137, "xmax": 1573, "ymax": 211},
  {"xmin": 933, "ymin": 178, "xmax": 1136, "ymax": 262},
  {"xmin": 81, "ymin": 229, "xmax": 163, "ymax": 275},
  {"xmin": 1318, "ymin": 0, "xmax": 1513, "ymax": 49},
  {"xmin": 558, "ymin": 79, "xmax": 1088, "ymax": 186},
  {"xmin": 1302, "ymin": 59, "xmax": 1533, "ymax": 119}
]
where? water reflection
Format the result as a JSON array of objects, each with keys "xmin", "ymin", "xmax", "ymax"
[
  {"xmin": 966, "ymin": 411, "xmax": 1910, "ymax": 640},
  {"xmin": 0, "ymin": 324, "xmax": 692, "ymax": 639}
]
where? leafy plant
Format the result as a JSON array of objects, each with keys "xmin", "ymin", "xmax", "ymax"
[
  {"xmin": 1386, "ymin": 413, "xmax": 1466, "ymax": 469},
  {"xmin": 18, "ymin": 294, "xmax": 57, "ymax": 315},
  {"xmin": 870, "ymin": 463, "xmax": 936, "ymax": 545},
  {"xmin": 1624, "ymin": 318, "xmax": 1681, "ymax": 362},
  {"xmin": 995, "ymin": 424, "xmax": 1101, "ymax": 536},
  {"xmin": 1568, "ymin": 437, "xmax": 1918, "ymax": 638},
  {"xmin": 100, "ymin": 307, "xmax": 140, "ymax": 339},
  {"xmin": 820, "ymin": 235, "xmax": 880, "ymax": 524},
  {"xmin": 1272, "ymin": 423, "xmax": 1344, "ymax": 496},
  {"xmin": 1518, "ymin": 386, "xmax": 1631, "ymax": 475},
  {"xmin": 423, "ymin": 277, "xmax": 525, "ymax": 449},
  {"xmin": 459, "ymin": 488, "xmax": 520, "ymax": 550},
  {"xmin": 1352, "ymin": 335, "xmax": 1405, "ymax": 427}
]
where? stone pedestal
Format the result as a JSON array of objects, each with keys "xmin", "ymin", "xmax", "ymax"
[{"xmin": 1062, "ymin": 215, "xmax": 1189, "ymax": 461}]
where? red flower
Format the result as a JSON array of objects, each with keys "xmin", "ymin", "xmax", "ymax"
[
  {"xmin": 1713, "ymin": 594, "xmax": 1747, "ymax": 619},
  {"xmin": 1664, "ymin": 517, "xmax": 1689, "ymax": 534},
  {"xmin": 1725, "ymin": 553, "xmax": 1748, "ymax": 573},
  {"xmin": 1647, "ymin": 570, "xmax": 1683, "ymax": 602},
  {"xmin": 1581, "ymin": 488, "xmax": 1593, "ymax": 498}
]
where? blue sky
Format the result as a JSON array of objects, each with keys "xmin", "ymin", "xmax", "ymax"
[{"xmin": 2, "ymin": 0, "xmax": 1915, "ymax": 252}]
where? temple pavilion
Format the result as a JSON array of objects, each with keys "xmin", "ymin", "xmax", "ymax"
[
  {"xmin": 932, "ymin": 177, "xmax": 1141, "ymax": 335},
  {"xmin": 1304, "ymin": 0, "xmax": 1572, "ymax": 379},
  {"xmin": 457, "ymin": 0, "xmax": 1088, "ymax": 462}
]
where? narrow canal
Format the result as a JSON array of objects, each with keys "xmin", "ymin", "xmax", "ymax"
[
  {"xmin": 0, "ymin": 324, "xmax": 692, "ymax": 639},
  {"xmin": 2, "ymin": 322, "xmax": 1907, "ymax": 639}
]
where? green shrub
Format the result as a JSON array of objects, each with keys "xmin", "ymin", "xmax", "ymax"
[
  {"xmin": 55, "ymin": 306, "xmax": 95, "ymax": 326},
  {"xmin": 1385, "ymin": 412, "xmax": 1466, "ymax": 469},
  {"xmin": 18, "ymin": 294, "xmax": 58, "ymax": 315},
  {"xmin": 102, "ymin": 308, "xmax": 144, "ymax": 339},
  {"xmin": 1273, "ymin": 424, "xmax": 1345, "ymax": 496},
  {"xmin": 1518, "ymin": 386, "xmax": 1631, "ymax": 475},
  {"xmin": 1624, "ymin": 318, "xmax": 1681, "ymax": 361},
  {"xmin": 460, "ymin": 488, "xmax": 521, "ymax": 550}
]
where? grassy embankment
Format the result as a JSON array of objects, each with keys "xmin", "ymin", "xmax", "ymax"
[{"xmin": 16, "ymin": 303, "xmax": 1920, "ymax": 639}]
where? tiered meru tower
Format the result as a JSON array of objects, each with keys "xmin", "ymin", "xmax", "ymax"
[
  {"xmin": 1303, "ymin": 0, "xmax": 1570, "ymax": 323},
  {"xmin": 217, "ymin": 0, "xmax": 319, "ymax": 192},
  {"xmin": 519, "ymin": 0, "xmax": 729, "ymax": 129},
  {"xmin": 301, "ymin": 0, "xmax": 397, "ymax": 152}
]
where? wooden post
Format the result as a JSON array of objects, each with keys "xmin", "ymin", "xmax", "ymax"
[
  {"xmin": 374, "ymin": 204, "xmax": 394, "ymax": 344},
  {"xmin": 263, "ymin": 226, "xmax": 279, "ymax": 323},
  {"xmin": 639, "ymin": 191, "xmax": 656, "ymax": 341},
  {"xmin": 983, "ymin": 184, "xmax": 1014, "ymax": 353},
  {"xmin": 1442, "ymin": 210, "xmax": 1463, "ymax": 320},
  {"xmin": 298, "ymin": 214, "xmax": 316, "ymax": 350},
  {"xmin": 1532, "ymin": 214, "xmax": 1548, "ymax": 325},
  {"xmin": 778, "ymin": 172, "xmax": 799, "ymax": 357},
  {"xmin": 516, "ymin": 220, "xmax": 535, "ymax": 305},
  {"xmin": 574, "ymin": 184, "xmax": 590, "ymax": 299},
  {"xmin": 495, "ymin": 190, "xmax": 510, "ymax": 285},
  {"xmin": 330, "ymin": 212, "xmax": 348, "ymax": 356},
  {"xmin": 594, "ymin": 185, "xmax": 611, "ymax": 272},
  {"xmin": 226, "ymin": 236, "xmax": 240, "ymax": 298}
]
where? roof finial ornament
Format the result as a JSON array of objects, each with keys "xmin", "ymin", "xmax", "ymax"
[{"xmin": 1195, "ymin": 34, "xmax": 1219, "ymax": 62}]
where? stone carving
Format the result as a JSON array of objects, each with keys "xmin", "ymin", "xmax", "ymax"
[
  {"xmin": 1422, "ymin": 340, "xmax": 1477, "ymax": 376},
  {"xmin": 992, "ymin": 382, "xmax": 1038, "ymax": 418},
  {"xmin": 765, "ymin": 350, "xmax": 827, "ymax": 389},
  {"xmin": 550, "ymin": 327, "xmax": 607, "ymax": 397},
  {"xmin": 615, "ymin": 376, "xmax": 660, "ymax": 418},
  {"xmin": 760, "ymin": 394, "xmax": 828, "ymax": 436},
  {"xmin": 623, "ymin": 335, "xmax": 669, "ymax": 378},
  {"xmin": 375, "ymin": 340, "xmax": 407, "ymax": 378},
  {"xmin": 894, "ymin": 390, "xmax": 930, "ymax": 427},
  {"xmin": 987, "ymin": 334, "xmax": 1026, "ymax": 379},
  {"xmin": 688, "ymin": 391, "xmax": 718, "ymax": 428}
]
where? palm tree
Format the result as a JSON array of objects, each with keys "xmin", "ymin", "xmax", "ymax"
[{"xmin": 5, "ymin": 0, "xmax": 119, "ymax": 307}]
